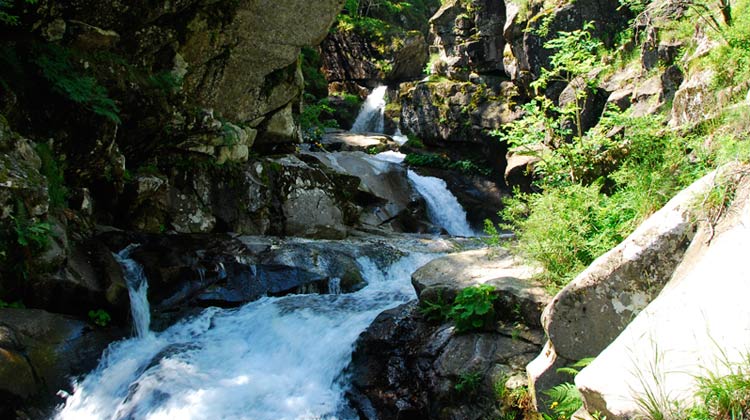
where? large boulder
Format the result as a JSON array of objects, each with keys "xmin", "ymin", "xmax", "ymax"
[
  {"xmin": 528, "ymin": 167, "xmax": 729, "ymax": 410},
  {"xmin": 412, "ymin": 248, "xmax": 547, "ymax": 327},
  {"xmin": 576, "ymin": 167, "xmax": 750, "ymax": 419},
  {"xmin": 305, "ymin": 151, "xmax": 430, "ymax": 231},
  {"xmin": 0, "ymin": 309, "xmax": 121, "ymax": 418},
  {"xmin": 347, "ymin": 301, "xmax": 545, "ymax": 420},
  {"xmin": 123, "ymin": 155, "xmax": 362, "ymax": 238},
  {"xmin": 430, "ymin": 0, "xmax": 507, "ymax": 77}
]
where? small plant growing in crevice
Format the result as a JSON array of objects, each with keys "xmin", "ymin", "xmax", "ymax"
[
  {"xmin": 449, "ymin": 284, "xmax": 498, "ymax": 332},
  {"xmin": 455, "ymin": 370, "xmax": 483, "ymax": 397},
  {"xmin": 419, "ymin": 291, "xmax": 451, "ymax": 322},
  {"xmin": 88, "ymin": 309, "xmax": 111, "ymax": 327}
]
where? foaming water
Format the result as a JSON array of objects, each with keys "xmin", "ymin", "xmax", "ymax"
[
  {"xmin": 56, "ymin": 253, "xmax": 436, "ymax": 420},
  {"xmin": 351, "ymin": 86, "xmax": 387, "ymax": 133},
  {"xmin": 374, "ymin": 151, "xmax": 475, "ymax": 236},
  {"xmin": 113, "ymin": 245, "xmax": 151, "ymax": 338}
]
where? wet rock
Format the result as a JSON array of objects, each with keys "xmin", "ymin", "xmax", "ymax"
[
  {"xmin": 0, "ymin": 309, "xmax": 122, "ymax": 418},
  {"xmin": 347, "ymin": 300, "xmax": 545, "ymax": 420},
  {"xmin": 306, "ymin": 151, "xmax": 424, "ymax": 231},
  {"xmin": 318, "ymin": 131, "xmax": 400, "ymax": 153}
]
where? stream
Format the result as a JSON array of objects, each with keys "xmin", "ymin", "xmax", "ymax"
[{"xmin": 55, "ymin": 86, "xmax": 476, "ymax": 420}]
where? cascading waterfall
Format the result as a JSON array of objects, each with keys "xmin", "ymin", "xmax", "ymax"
[
  {"xmin": 56, "ymin": 252, "xmax": 437, "ymax": 420},
  {"xmin": 350, "ymin": 86, "xmax": 387, "ymax": 133},
  {"xmin": 374, "ymin": 152, "xmax": 476, "ymax": 237},
  {"xmin": 112, "ymin": 244, "xmax": 151, "ymax": 338}
]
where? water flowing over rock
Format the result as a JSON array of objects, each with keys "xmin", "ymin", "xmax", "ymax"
[
  {"xmin": 55, "ymin": 245, "xmax": 443, "ymax": 420},
  {"xmin": 347, "ymin": 248, "xmax": 550, "ymax": 419},
  {"xmin": 352, "ymin": 86, "xmax": 388, "ymax": 134}
]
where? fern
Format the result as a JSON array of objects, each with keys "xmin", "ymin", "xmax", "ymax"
[
  {"xmin": 543, "ymin": 383, "xmax": 584, "ymax": 419},
  {"xmin": 32, "ymin": 44, "xmax": 121, "ymax": 123}
]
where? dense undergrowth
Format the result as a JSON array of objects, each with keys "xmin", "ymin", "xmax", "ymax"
[{"xmin": 491, "ymin": 0, "xmax": 750, "ymax": 290}]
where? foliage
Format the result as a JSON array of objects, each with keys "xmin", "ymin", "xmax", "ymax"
[
  {"xmin": 88, "ymin": 309, "xmax": 111, "ymax": 327},
  {"xmin": 499, "ymin": 103, "xmax": 711, "ymax": 289},
  {"xmin": 482, "ymin": 219, "xmax": 503, "ymax": 247},
  {"xmin": 448, "ymin": 284, "xmax": 498, "ymax": 332},
  {"xmin": 301, "ymin": 47, "xmax": 328, "ymax": 100},
  {"xmin": 32, "ymin": 44, "xmax": 121, "ymax": 123},
  {"xmin": 542, "ymin": 383, "xmax": 584, "ymax": 420},
  {"xmin": 0, "ymin": 0, "xmax": 36, "ymax": 26},
  {"xmin": 404, "ymin": 152, "xmax": 492, "ymax": 176},
  {"xmin": 12, "ymin": 201, "xmax": 50, "ymax": 252},
  {"xmin": 557, "ymin": 357, "xmax": 596, "ymax": 377},
  {"xmin": 0, "ymin": 299, "xmax": 24, "ymax": 309},
  {"xmin": 707, "ymin": 0, "xmax": 750, "ymax": 89},
  {"xmin": 300, "ymin": 96, "xmax": 339, "ymax": 141},
  {"xmin": 454, "ymin": 370, "xmax": 483, "ymax": 395},
  {"xmin": 419, "ymin": 291, "xmax": 451, "ymax": 322},
  {"xmin": 34, "ymin": 142, "xmax": 67, "ymax": 210},
  {"xmin": 686, "ymin": 353, "xmax": 750, "ymax": 419}
]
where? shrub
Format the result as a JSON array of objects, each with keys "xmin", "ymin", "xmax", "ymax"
[{"xmin": 449, "ymin": 284, "xmax": 498, "ymax": 332}]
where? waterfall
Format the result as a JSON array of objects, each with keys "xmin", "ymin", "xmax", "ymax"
[
  {"xmin": 351, "ymin": 86, "xmax": 387, "ymax": 133},
  {"xmin": 56, "ymin": 252, "xmax": 437, "ymax": 420},
  {"xmin": 113, "ymin": 245, "xmax": 152, "ymax": 338},
  {"xmin": 392, "ymin": 128, "xmax": 408, "ymax": 145},
  {"xmin": 374, "ymin": 152, "xmax": 476, "ymax": 237}
]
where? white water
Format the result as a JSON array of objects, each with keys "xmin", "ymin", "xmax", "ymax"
[
  {"xmin": 113, "ymin": 245, "xmax": 152, "ymax": 338},
  {"xmin": 392, "ymin": 128, "xmax": 408, "ymax": 145},
  {"xmin": 56, "ymin": 253, "xmax": 436, "ymax": 420},
  {"xmin": 374, "ymin": 152, "xmax": 476, "ymax": 237},
  {"xmin": 351, "ymin": 86, "xmax": 387, "ymax": 133}
]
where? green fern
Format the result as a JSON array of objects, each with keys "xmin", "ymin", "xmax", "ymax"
[
  {"xmin": 32, "ymin": 44, "xmax": 121, "ymax": 123},
  {"xmin": 543, "ymin": 383, "xmax": 583, "ymax": 419}
]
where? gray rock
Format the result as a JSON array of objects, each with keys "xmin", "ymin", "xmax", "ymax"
[
  {"xmin": 412, "ymin": 248, "xmax": 547, "ymax": 326},
  {"xmin": 575, "ymin": 166, "xmax": 750, "ymax": 419},
  {"xmin": 0, "ymin": 309, "xmax": 121, "ymax": 417},
  {"xmin": 528, "ymin": 167, "xmax": 727, "ymax": 411}
]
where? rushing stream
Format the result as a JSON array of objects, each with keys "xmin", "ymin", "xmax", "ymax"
[
  {"xmin": 55, "ymin": 86, "xmax": 477, "ymax": 419},
  {"xmin": 57, "ymin": 253, "xmax": 437, "ymax": 420}
]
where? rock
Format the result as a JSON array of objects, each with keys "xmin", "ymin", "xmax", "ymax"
[
  {"xmin": 0, "ymin": 309, "xmax": 121, "ymax": 418},
  {"xmin": 388, "ymin": 32, "xmax": 430, "ymax": 82},
  {"xmin": 576, "ymin": 166, "xmax": 750, "ymax": 419},
  {"xmin": 400, "ymin": 78, "xmax": 519, "ymax": 146},
  {"xmin": 529, "ymin": 167, "xmax": 727, "ymax": 410},
  {"xmin": 558, "ymin": 77, "xmax": 609, "ymax": 137},
  {"xmin": 430, "ymin": 0, "xmax": 507, "ymax": 76},
  {"xmin": 318, "ymin": 131, "xmax": 400, "ymax": 153},
  {"xmin": 257, "ymin": 103, "xmax": 301, "ymax": 146},
  {"xmin": 320, "ymin": 30, "xmax": 380, "ymax": 85},
  {"xmin": 505, "ymin": 150, "xmax": 541, "ymax": 193},
  {"xmin": 412, "ymin": 248, "xmax": 547, "ymax": 326},
  {"xmin": 669, "ymin": 69, "xmax": 716, "ymax": 127},
  {"xmin": 122, "ymin": 155, "xmax": 364, "ymax": 238},
  {"xmin": 347, "ymin": 300, "xmax": 545, "ymax": 420},
  {"xmin": 306, "ymin": 151, "xmax": 422, "ymax": 231}
]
